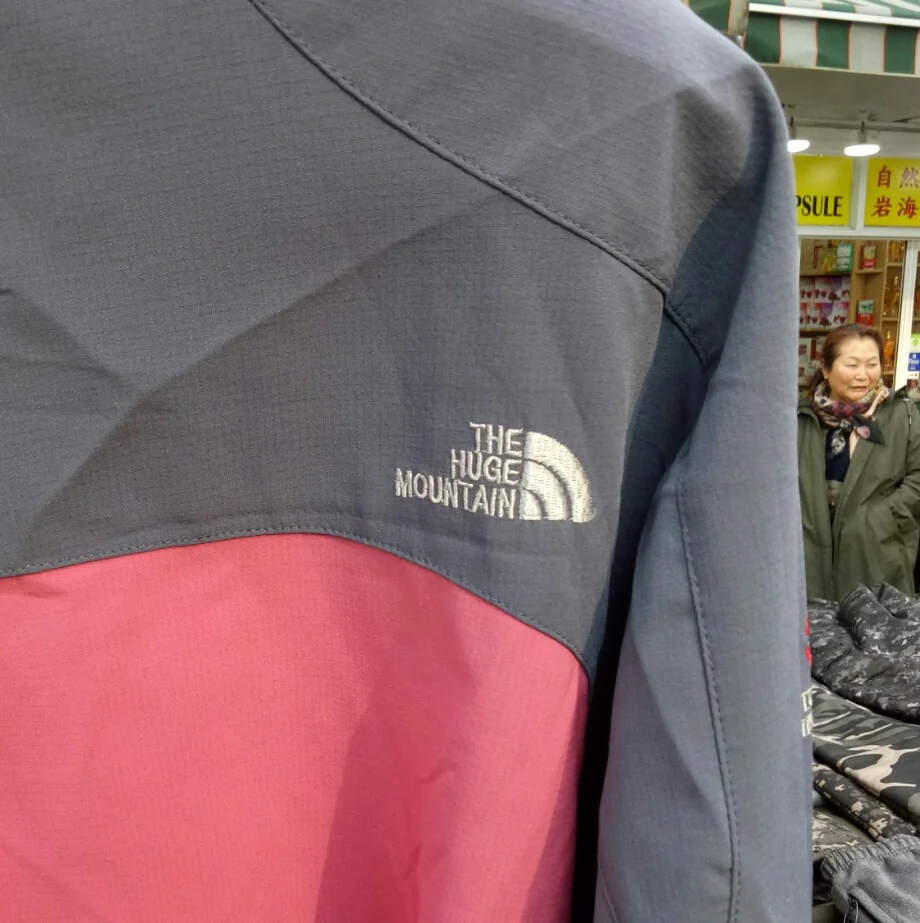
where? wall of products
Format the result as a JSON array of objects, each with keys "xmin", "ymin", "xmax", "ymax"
[{"xmin": 798, "ymin": 238, "xmax": 920, "ymax": 391}]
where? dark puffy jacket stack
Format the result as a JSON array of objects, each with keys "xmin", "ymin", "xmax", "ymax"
[
  {"xmin": 809, "ymin": 585, "xmax": 920, "ymax": 920},
  {"xmin": 810, "ymin": 584, "xmax": 920, "ymax": 722}
]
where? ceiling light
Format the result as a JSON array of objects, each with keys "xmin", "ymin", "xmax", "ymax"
[
  {"xmin": 787, "ymin": 117, "xmax": 810, "ymax": 154},
  {"xmin": 844, "ymin": 125, "xmax": 880, "ymax": 157},
  {"xmin": 845, "ymin": 141, "xmax": 881, "ymax": 157}
]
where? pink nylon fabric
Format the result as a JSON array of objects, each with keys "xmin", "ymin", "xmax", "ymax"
[{"xmin": 0, "ymin": 534, "xmax": 587, "ymax": 922}]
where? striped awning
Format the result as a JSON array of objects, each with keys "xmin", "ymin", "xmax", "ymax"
[
  {"xmin": 684, "ymin": 0, "xmax": 750, "ymax": 36},
  {"xmin": 746, "ymin": 1, "xmax": 920, "ymax": 74}
]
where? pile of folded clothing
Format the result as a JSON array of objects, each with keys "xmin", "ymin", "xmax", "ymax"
[{"xmin": 808, "ymin": 584, "xmax": 920, "ymax": 922}]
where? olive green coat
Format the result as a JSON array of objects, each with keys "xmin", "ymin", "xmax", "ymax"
[{"xmin": 799, "ymin": 391, "xmax": 920, "ymax": 601}]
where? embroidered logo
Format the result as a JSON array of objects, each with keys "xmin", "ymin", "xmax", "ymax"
[
  {"xmin": 395, "ymin": 423, "xmax": 595, "ymax": 522},
  {"xmin": 802, "ymin": 687, "xmax": 814, "ymax": 738}
]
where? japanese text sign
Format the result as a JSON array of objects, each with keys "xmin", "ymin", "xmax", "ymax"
[
  {"xmin": 794, "ymin": 156, "xmax": 853, "ymax": 227},
  {"xmin": 865, "ymin": 159, "xmax": 920, "ymax": 227}
]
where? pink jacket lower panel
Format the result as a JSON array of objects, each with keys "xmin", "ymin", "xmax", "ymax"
[{"xmin": 0, "ymin": 534, "xmax": 587, "ymax": 922}]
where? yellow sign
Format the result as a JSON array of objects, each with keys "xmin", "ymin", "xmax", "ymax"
[
  {"xmin": 794, "ymin": 156, "xmax": 853, "ymax": 226},
  {"xmin": 865, "ymin": 158, "xmax": 920, "ymax": 227}
]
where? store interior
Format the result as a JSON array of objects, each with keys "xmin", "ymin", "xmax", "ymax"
[
  {"xmin": 738, "ymin": 21, "xmax": 920, "ymax": 921},
  {"xmin": 767, "ymin": 64, "xmax": 920, "ymax": 396},
  {"xmin": 798, "ymin": 238, "xmax": 920, "ymax": 392}
]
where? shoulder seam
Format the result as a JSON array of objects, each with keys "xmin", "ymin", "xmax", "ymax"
[
  {"xmin": 0, "ymin": 523, "xmax": 591, "ymax": 676},
  {"xmin": 663, "ymin": 295, "xmax": 708, "ymax": 373},
  {"xmin": 246, "ymin": 0, "xmax": 669, "ymax": 295}
]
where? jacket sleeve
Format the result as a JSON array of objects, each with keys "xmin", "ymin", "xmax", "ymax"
[
  {"xmin": 888, "ymin": 400, "xmax": 920, "ymax": 526},
  {"xmin": 593, "ymin": 44, "xmax": 813, "ymax": 923}
]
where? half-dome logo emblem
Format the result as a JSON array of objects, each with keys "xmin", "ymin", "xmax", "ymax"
[{"xmin": 395, "ymin": 423, "xmax": 595, "ymax": 523}]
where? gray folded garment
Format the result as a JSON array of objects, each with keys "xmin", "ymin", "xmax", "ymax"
[{"xmin": 821, "ymin": 835, "xmax": 920, "ymax": 923}]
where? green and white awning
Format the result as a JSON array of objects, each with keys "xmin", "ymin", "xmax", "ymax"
[
  {"xmin": 746, "ymin": 1, "xmax": 920, "ymax": 74},
  {"xmin": 684, "ymin": 0, "xmax": 750, "ymax": 36}
]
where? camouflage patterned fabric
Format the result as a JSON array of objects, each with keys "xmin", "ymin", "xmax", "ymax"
[
  {"xmin": 812, "ymin": 684, "xmax": 920, "ymax": 827},
  {"xmin": 809, "ymin": 585, "xmax": 920, "ymax": 722},
  {"xmin": 813, "ymin": 763, "xmax": 917, "ymax": 841},
  {"xmin": 812, "ymin": 803, "xmax": 872, "ymax": 857}
]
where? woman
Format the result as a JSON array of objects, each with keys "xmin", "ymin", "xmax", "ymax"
[{"xmin": 799, "ymin": 324, "xmax": 920, "ymax": 600}]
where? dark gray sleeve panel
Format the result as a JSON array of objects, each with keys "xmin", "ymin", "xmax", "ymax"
[
  {"xmin": 573, "ymin": 311, "xmax": 716, "ymax": 920},
  {"xmin": 594, "ymin": 72, "xmax": 812, "ymax": 923}
]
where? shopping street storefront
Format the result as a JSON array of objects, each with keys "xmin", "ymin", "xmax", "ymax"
[{"xmin": 689, "ymin": 0, "xmax": 920, "ymax": 389}]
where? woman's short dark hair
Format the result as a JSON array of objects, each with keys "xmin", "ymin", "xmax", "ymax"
[{"xmin": 808, "ymin": 323, "xmax": 883, "ymax": 396}]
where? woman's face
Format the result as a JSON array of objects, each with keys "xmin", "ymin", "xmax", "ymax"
[{"xmin": 825, "ymin": 337, "xmax": 882, "ymax": 404}]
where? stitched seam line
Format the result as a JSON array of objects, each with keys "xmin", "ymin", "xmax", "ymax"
[
  {"xmin": 597, "ymin": 868, "xmax": 622, "ymax": 923},
  {"xmin": 1, "ymin": 523, "xmax": 589, "ymax": 674},
  {"xmin": 245, "ymin": 0, "xmax": 668, "ymax": 296},
  {"xmin": 664, "ymin": 295, "xmax": 708, "ymax": 373},
  {"xmin": 678, "ymin": 471, "xmax": 741, "ymax": 923}
]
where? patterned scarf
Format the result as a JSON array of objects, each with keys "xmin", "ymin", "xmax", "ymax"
[{"xmin": 813, "ymin": 380, "xmax": 888, "ymax": 460}]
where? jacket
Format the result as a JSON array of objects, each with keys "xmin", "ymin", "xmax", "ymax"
[
  {"xmin": 0, "ymin": 1, "xmax": 811, "ymax": 921},
  {"xmin": 809, "ymin": 584, "xmax": 920, "ymax": 722},
  {"xmin": 812, "ymin": 685, "xmax": 920, "ymax": 831},
  {"xmin": 799, "ymin": 391, "xmax": 920, "ymax": 601}
]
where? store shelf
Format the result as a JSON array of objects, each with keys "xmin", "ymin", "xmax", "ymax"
[
  {"xmin": 889, "ymin": 263, "xmax": 904, "ymax": 268},
  {"xmin": 800, "ymin": 270, "xmax": 852, "ymax": 277},
  {"xmin": 854, "ymin": 269, "xmax": 883, "ymax": 275}
]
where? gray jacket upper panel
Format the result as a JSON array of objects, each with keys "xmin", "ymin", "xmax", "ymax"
[
  {"xmin": 2, "ymin": 0, "xmax": 772, "ymax": 675},
  {"xmin": 253, "ymin": 0, "xmax": 759, "ymax": 299}
]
